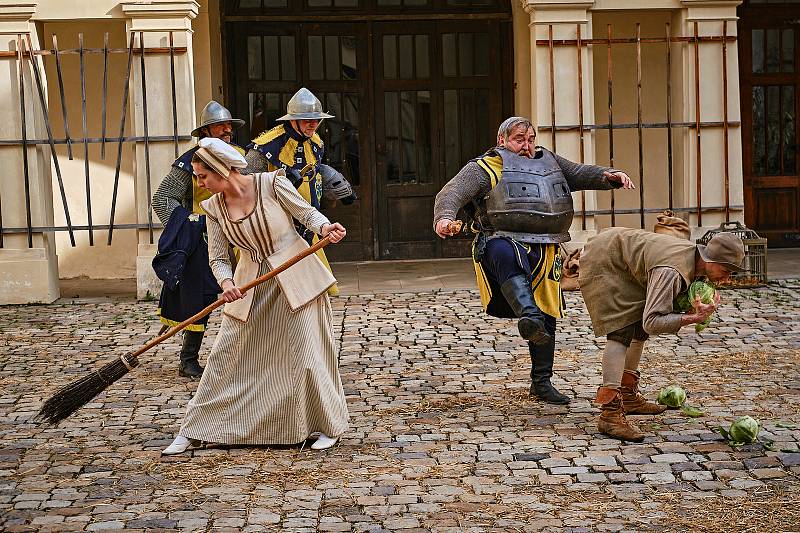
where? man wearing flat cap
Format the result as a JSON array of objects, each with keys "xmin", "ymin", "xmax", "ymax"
[
  {"xmin": 578, "ymin": 228, "xmax": 746, "ymax": 442},
  {"xmin": 151, "ymin": 100, "xmax": 247, "ymax": 378},
  {"xmin": 243, "ymin": 88, "xmax": 356, "ymax": 296}
]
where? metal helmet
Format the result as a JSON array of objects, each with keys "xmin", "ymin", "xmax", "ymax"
[
  {"xmin": 278, "ymin": 88, "xmax": 335, "ymax": 121},
  {"xmin": 191, "ymin": 100, "xmax": 246, "ymax": 137},
  {"xmin": 319, "ymin": 164, "xmax": 357, "ymax": 204}
]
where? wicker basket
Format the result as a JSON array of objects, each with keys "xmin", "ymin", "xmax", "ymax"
[{"xmin": 697, "ymin": 221, "xmax": 768, "ymax": 288}]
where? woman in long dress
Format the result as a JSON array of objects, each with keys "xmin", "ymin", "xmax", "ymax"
[{"xmin": 162, "ymin": 138, "xmax": 349, "ymax": 454}]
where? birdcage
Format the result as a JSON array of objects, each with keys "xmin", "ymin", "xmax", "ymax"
[{"xmin": 697, "ymin": 222, "xmax": 768, "ymax": 288}]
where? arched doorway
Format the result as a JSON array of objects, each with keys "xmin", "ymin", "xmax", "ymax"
[{"xmin": 223, "ymin": 0, "xmax": 513, "ymax": 260}]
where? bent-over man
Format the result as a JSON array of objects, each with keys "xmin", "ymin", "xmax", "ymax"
[{"xmin": 579, "ymin": 228, "xmax": 745, "ymax": 441}]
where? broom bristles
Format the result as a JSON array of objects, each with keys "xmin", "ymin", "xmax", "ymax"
[{"xmin": 35, "ymin": 354, "xmax": 139, "ymax": 425}]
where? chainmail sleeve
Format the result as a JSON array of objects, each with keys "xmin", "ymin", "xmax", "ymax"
[
  {"xmin": 151, "ymin": 167, "xmax": 193, "ymax": 225},
  {"xmin": 552, "ymin": 150, "xmax": 621, "ymax": 192},
  {"xmin": 243, "ymin": 148, "xmax": 270, "ymax": 175},
  {"xmin": 433, "ymin": 161, "xmax": 492, "ymax": 229}
]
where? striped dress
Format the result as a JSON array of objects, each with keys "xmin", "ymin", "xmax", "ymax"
[{"xmin": 178, "ymin": 172, "xmax": 349, "ymax": 445}]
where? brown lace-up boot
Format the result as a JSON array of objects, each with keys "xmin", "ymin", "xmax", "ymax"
[
  {"xmin": 620, "ymin": 370, "xmax": 667, "ymax": 415},
  {"xmin": 596, "ymin": 386, "xmax": 645, "ymax": 442}
]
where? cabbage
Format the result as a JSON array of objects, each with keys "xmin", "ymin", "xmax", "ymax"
[
  {"xmin": 657, "ymin": 385, "xmax": 687, "ymax": 408},
  {"xmin": 657, "ymin": 385, "xmax": 703, "ymax": 416},
  {"xmin": 728, "ymin": 416, "xmax": 760, "ymax": 444},
  {"xmin": 674, "ymin": 280, "xmax": 717, "ymax": 332},
  {"xmin": 719, "ymin": 416, "xmax": 761, "ymax": 446}
]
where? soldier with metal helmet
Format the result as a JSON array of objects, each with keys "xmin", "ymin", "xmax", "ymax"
[
  {"xmin": 433, "ymin": 117, "xmax": 635, "ymax": 404},
  {"xmin": 244, "ymin": 88, "xmax": 356, "ymax": 296},
  {"xmin": 151, "ymin": 101, "xmax": 247, "ymax": 378}
]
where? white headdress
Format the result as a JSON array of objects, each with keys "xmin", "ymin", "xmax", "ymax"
[{"xmin": 195, "ymin": 137, "xmax": 247, "ymax": 178}]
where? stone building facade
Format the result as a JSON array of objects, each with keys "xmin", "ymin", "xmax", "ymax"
[{"xmin": 0, "ymin": 0, "xmax": 794, "ymax": 303}]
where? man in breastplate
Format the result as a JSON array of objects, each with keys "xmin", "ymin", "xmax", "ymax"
[{"xmin": 433, "ymin": 117, "xmax": 635, "ymax": 404}]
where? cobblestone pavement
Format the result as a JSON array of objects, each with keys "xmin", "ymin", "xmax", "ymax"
[{"xmin": 1, "ymin": 281, "xmax": 799, "ymax": 532}]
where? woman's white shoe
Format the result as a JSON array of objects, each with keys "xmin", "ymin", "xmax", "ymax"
[
  {"xmin": 310, "ymin": 434, "xmax": 339, "ymax": 450},
  {"xmin": 161, "ymin": 435, "xmax": 192, "ymax": 455}
]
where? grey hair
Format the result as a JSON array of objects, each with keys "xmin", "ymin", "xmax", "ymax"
[{"xmin": 497, "ymin": 116, "xmax": 535, "ymax": 145}]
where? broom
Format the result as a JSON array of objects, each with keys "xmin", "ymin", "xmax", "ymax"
[{"xmin": 36, "ymin": 236, "xmax": 332, "ymax": 425}]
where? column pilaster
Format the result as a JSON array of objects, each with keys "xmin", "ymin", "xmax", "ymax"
[
  {"xmin": 0, "ymin": 1, "xmax": 62, "ymax": 304},
  {"xmin": 524, "ymin": 0, "xmax": 599, "ymax": 247},
  {"xmin": 678, "ymin": 0, "xmax": 744, "ymax": 239},
  {"xmin": 121, "ymin": 1, "xmax": 199, "ymax": 299}
]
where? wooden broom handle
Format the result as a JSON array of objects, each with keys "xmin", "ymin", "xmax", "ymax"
[{"xmin": 131, "ymin": 236, "xmax": 332, "ymax": 357}]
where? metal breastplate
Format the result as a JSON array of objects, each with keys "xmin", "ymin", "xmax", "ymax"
[{"xmin": 483, "ymin": 148, "xmax": 574, "ymax": 244}]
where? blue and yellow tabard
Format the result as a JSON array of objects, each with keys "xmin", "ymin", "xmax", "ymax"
[
  {"xmin": 471, "ymin": 151, "xmax": 564, "ymax": 319},
  {"xmin": 249, "ymin": 123, "xmax": 339, "ymax": 296}
]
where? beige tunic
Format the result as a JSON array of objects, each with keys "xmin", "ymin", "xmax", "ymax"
[
  {"xmin": 579, "ymin": 228, "xmax": 697, "ymax": 337},
  {"xmin": 178, "ymin": 171, "xmax": 349, "ymax": 445}
]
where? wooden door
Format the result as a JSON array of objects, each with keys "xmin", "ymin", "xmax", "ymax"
[
  {"xmin": 373, "ymin": 22, "xmax": 440, "ymax": 259},
  {"xmin": 226, "ymin": 14, "xmax": 512, "ymax": 260},
  {"xmin": 228, "ymin": 22, "xmax": 374, "ymax": 260},
  {"xmin": 373, "ymin": 20, "xmax": 508, "ymax": 259},
  {"xmin": 437, "ymin": 21, "xmax": 510, "ymax": 257},
  {"xmin": 739, "ymin": 3, "xmax": 800, "ymax": 246},
  {"xmin": 304, "ymin": 24, "xmax": 374, "ymax": 261}
]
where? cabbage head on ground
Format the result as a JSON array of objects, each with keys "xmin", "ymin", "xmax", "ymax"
[
  {"xmin": 657, "ymin": 385, "xmax": 686, "ymax": 408},
  {"xmin": 719, "ymin": 416, "xmax": 761, "ymax": 446}
]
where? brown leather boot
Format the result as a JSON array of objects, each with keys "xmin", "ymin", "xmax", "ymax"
[
  {"xmin": 596, "ymin": 386, "xmax": 645, "ymax": 442},
  {"xmin": 620, "ymin": 370, "xmax": 667, "ymax": 415}
]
